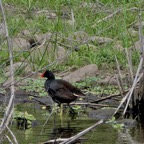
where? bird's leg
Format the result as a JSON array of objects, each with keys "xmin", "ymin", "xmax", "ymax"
[
  {"xmin": 51, "ymin": 103, "xmax": 58, "ymax": 114},
  {"xmin": 60, "ymin": 103, "xmax": 63, "ymax": 117},
  {"xmin": 67, "ymin": 103, "xmax": 70, "ymax": 114},
  {"xmin": 60, "ymin": 103, "xmax": 64, "ymax": 123},
  {"xmin": 68, "ymin": 104, "xmax": 77, "ymax": 119}
]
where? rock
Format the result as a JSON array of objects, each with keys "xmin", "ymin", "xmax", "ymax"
[
  {"xmin": 34, "ymin": 32, "xmax": 52, "ymax": 44},
  {"xmin": 130, "ymin": 40, "xmax": 144, "ymax": 51},
  {"xmin": 133, "ymin": 21, "xmax": 144, "ymax": 30},
  {"xmin": 28, "ymin": 43, "xmax": 52, "ymax": 65},
  {"xmin": 90, "ymin": 36, "xmax": 113, "ymax": 45},
  {"xmin": 97, "ymin": 75, "xmax": 117, "ymax": 85},
  {"xmin": 128, "ymin": 28, "xmax": 138, "ymax": 37},
  {"xmin": 67, "ymin": 31, "xmax": 89, "ymax": 44},
  {"xmin": 63, "ymin": 64, "xmax": 98, "ymax": 83},
  {"xmin": 2, "ymin": 78, "xmax": 16, "ymax": 88},
  {"xmin": 114, "ymin": 41, "xmax": 124, "ymax": 51},
  {"xmin": 28, "ymin": 43, "xmax": 67, "ymax": 65},
  {"xmin": 12, "ymin": 38, "xmax": 30, "ymax": 51},
  {"xmin": 88, "ymin": 108, "xmax": 116, "ymax": 120},
  {"xmin": 55, "ymin": 46, "xmax": 67, "ymax": 62},
  {"xmin": 35, "ymin": 32, "xmax": 52, "ymax": 41},
  {"xmin": 0, "ymin": 23, "xmax": 6, "ymax": 36},
  {"xmin": 21, "ymin": 30, "xmax": 31, "ymax": 36},
  {"xmin": 36, "ymin": 10, "xmax": 57, "ymax": 19},
  {"xmin": 4, "ymin": 62, "xmax": 32, "ymax": 76},
  {"xmin": 117, "ymin": 119, "xmax": 137, "ymax": 128}
]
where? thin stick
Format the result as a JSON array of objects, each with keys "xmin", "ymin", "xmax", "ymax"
[
  {"xmin": 115, "ymin": 55, "xmax": 124, "ymax": 92},
  {"xmin": 125, "ymin": 48, "xmax": 133, "ymax": 83},
  {"xmin": 5, "ymin": 135, "xmax": 13, "ymax": 144},
  {"xmin": 91, "ymin": 92, "xmax": 124, "ymax": 103},
  {"xmin": 71, "ymin": 9, "xmax": 75, "ymax": 31},
  {"xmin": 70, "ymin": 102, "xmax": 110, "ymax": 107},
  {"xmin": 123, "ymin": 59, "xmax": 143, "ymax": 116},
  {"xmin": 0, "ymin": 0, "xmax": 15, "ymax": 134},
  {"xmin": 114, "ymin": 91, "xmax": 130, "ymax": 115},
  {"xmin": 6, "ymin": 126, "xmax": 18, "ymax": 144},
  {"xmin": 60, "ymin": 119, "xmax": 103, "ymax": 144},
  {"xmin": 92, "ymin": 8, "xmax": 122, "ymax": 28},
  {"xmin": 116, "ymin": 74, "xmax": 124, "ymax": 97},
  {"xmin": 138, "ymin": 11, "xmax": 144, "ymax": 97}
]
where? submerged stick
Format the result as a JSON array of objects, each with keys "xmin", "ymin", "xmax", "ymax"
[
  {"xmin": 60, "ymin": 119, "xmax": 103, "ymax": 144},
  {"xmin": 6, "ymin": 126, "xmax": 18, "ymax": 144},
  {"xmin": 70, "ymin": 102, "xmax": 110, "ymax": 107}
]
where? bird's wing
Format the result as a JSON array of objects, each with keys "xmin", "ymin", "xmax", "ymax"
[
  {"xmin": 49, "ymin": 81, "xmax": 76, "ymax": 101},
  {"xmin": 57, "ymin": 79, "xmax": 85, "ymax": 96}
]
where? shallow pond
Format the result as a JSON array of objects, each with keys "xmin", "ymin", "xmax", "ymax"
[{"xmin": 2, "ymin": 103, "xmax": 144, "ymax": 144}]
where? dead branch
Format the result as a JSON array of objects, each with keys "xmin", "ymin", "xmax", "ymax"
[
  {"xmin": 116, "ymin": 74, "xmax": 124, "ymax": 97},
  {"xmin": 6, "ymin": 126, "xmax": 18, "ymax": 144},
  {"xmin": 92, "ymin": 8, "xmax": 122, "ymax": 28},
  {"xmin": 138, "ymin": 11, "xmax": 144, "ymax": 96},
  {"xmin": 91, "ymin": 92, "xmax": 126, "ymax": 103},
  {"xmin": 115, "ymin": 55, "xmax": 124, "ymax": 92},
  {"xmin": 123, "ymin": 59, "xmax": 143, "ymax": 116},
  {"xmin": 44, "ymin": 138, "xmax": 68, "ymax": 144},
  {"xmin": 125, "ymin": 48, "xmax": 133, "ymax": 83},
  {"xmin": 70, "ymin": 102, "xmax": 110, "ymax": 107},
  {"xmin": 0, "ymin": 0, "xmax": 15, "ymax": 135},
  {"xmin": 5, "ymin": 135, "xmax": 13, "ymax": 144}
]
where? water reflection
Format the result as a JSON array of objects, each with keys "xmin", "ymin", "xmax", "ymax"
[{"xmin": 2, "ymin": 103, "xmax": 118, "ymax": 144}]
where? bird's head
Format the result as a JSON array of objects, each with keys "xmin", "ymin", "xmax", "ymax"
[{"xmin": 40, "ymin": 70, "xmax": 55, "ymax": 79}]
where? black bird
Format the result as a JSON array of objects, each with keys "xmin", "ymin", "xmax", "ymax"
[{"xmin": 40, "ymin": 70, "xmax": 85, "ymax": 115}]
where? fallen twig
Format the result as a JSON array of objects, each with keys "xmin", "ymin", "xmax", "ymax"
[
  {"xmin": 92, "ymin": 8, "xmax": 122, "ymax": 28},
  {"xmin": 70, "ymin": 102, "xmax": 110, "ymax": 107},
  {"xmin": 115, "ymin": 55, "xmax": 124, "ymax": 93},
  {"xmin": 90, "ymin": 92, "xmax": 126, "ymax": 103},
  {"xmin": 5, "ymin": 135, "xmax": 13, "ymax": 144},
  {"xmin": 116, "ymin": 74, "xmax": 124, "ymax": 97},
  {"xmin": 60, "ymin": 119, "xmax": 103, "ymax": 144},
  {"xmin": 123, "ymin": 59, "xmax": 143, "ymax": 116},
  {"xmin": 6, "ymin": 126, "xmax": 18, "ymax": 144},
  {"xmin": 125, "ymin": 48, "xmax": 133, "ymax": 83}
]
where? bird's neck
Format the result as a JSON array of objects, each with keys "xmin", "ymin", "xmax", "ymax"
[{"xmin": 47, "ymin": 77, "xmax": 55, "ymax": 80}]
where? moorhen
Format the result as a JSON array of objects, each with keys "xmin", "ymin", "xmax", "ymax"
[{"xmin": 40, "ymin": 70, "xmax": 85, "ymax": 115}]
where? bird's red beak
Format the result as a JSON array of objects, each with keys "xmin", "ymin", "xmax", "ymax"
[{"xmin": 40, "ymin": 73, "xmax": 44, "ymax": 78}]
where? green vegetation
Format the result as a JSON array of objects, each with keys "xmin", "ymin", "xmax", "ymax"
[
  {"xmin": 1, "ymin": 0, "xmax": 141, "ymax": 74},
  {"xmin": 0, "ymin": 0, "xmax": 142, "ymax": 94},
  {"xmin": 106, "ymin": 117, "xmax": 124, "ymax": 130},
  {"xmin": 18, "ymin": 77, "xmax": 47, "ymax": 96}
]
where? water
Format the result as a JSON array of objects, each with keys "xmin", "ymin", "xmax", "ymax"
[{"xmin": 2, "ymin": 103, "xmax": 142, "ymax": 144}]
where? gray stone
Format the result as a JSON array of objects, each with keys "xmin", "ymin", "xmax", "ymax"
[
  {"xmin": 4, "ymin": 62, "xmax": 32, "ymax": 76},
  {"xmin": 133, "ymin": 21, "xmax": 144, "ymax": 30},
  {"xmin": 55, "ymin": 46, "xmax": 67, "ymax": 63},
  {"xmin": 128, "ymin": 28, "xmax": 138, "ymax": 37},
  {"xmin": 130, "ymin": 40, "xmax": 144, "ymax": 51},
  {"xmin": 63, "ymin": 64, "xmax": 98, "ymax": 83},
  {"xmin": 12, "ymin": 38, "xmax": 30, "ymax": 51},
  {"xmin": 89, "ymin": 108, "xmax": 116, "ymax": 120},
  {"xmin": 67, "ymin": 31, "xmax": 89, "ymax": 44},
  {"xmin": 90, "ymin": 36, "xmax": 113, "ymax": 45}
]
